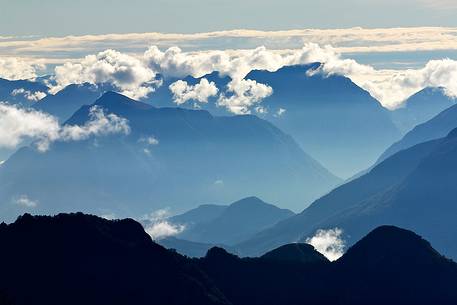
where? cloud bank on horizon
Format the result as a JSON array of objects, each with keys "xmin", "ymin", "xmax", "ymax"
[{"xmin": 2, "ymin": 28, "xmax": 457, "ymax": 111}]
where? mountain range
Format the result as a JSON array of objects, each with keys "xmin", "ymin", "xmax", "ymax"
[
  {"xmin": 0, "ymin": 91, "xmax": 340, "ymax": 221},
  {"xmin": 146, "ymin": 64, "xmax": 402, "ymax": 177},
  {"xmin": 1, "ymin": 213, "xmax": 457, "ymax": 305},
  {"xmin": 168, "ymin": 196, "xmax": 294, "ymax": 245},
  {"xmin": 237, "ymin": 124, "xmax": 457, "ymax": 259}
]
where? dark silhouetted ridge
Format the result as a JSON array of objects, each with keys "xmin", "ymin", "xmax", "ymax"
[{"xmin": 261, "ymin": 243, "xmax": 329, "ymax": 264}]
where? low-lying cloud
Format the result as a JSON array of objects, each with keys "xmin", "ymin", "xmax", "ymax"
[
  {"xmin": 0, "ymin": 103, "xmax": 130, "ymax": 152},
  {"xmin": 306, "ymin": 228, "xmax": 345, "ymax": 261},
  {"xmin": 11, "ymin": 88, "xmax": 47, "ymax": 101},
  {"xmin": 218, "ymin": 79, "xmax": 273, "ymax": 114},
  {"xmin": 141, "ymin": 209, "xmax": 185, "ymax": 240},
  {"xmin": 169, "ymin": 78, "xmax": 219, "ymax": 105}
]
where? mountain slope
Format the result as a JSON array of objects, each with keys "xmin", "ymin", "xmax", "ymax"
[
  {"xmin": 239, "ymin": 127, "xmax": 457, "ymax": 260},
  {"xmin": 0, "ymin": 213, "xmax": 229, "ymax": 305},
  {"xmin": 379, "ymin": 99, "xmax": 457, "ymax": 162},
  {"xmin": 236, "ymin": 137, "xmax": 441, "ymax": 256},
  {"xmin": 145, "ymin": 64, "xmax": 401, "ymax": 178},
  {"xmin": 0, "ymin": 78, "xmax": 48, "ymax": 107},
  {"xmin": 390, "ymin": 87, "xmax": 455, "ymax": 134},
  {"xmin": 0, "ymin": 92, "xmax": 339, "ymax": 221},
  {"xmin": 33, "ymin": 83, "xmax": 108, "ymax": 121},
  {"xmin": 175, "ymin": 197, "xmax": 294, "ymax": 245}
]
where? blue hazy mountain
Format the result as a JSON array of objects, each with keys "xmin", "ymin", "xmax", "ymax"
[
  {"xmin": 238, "ymin": 128, "xmax": 457, "ymax": 260},
  {"xmin": 168, "ymin": 203, "xmax": 228, "ymax": 228},
  {"xmin": 33, "ymin": 83, "xmax": 110, "ymax": 122},
  {"xmin": 390, "ymin": 87, "xmax": 455, "ymax": 134},
  {"xmin": 172, "ymin": 197, "xmax": 294, "ymax": 245},
  {"xmin": 0, "ymin": 92, "xmax": 340, "ymax": 221},
  {"xmin": 145, "ymin": 65, "xmax": 401, "ymax": 178},
  {"xmin": 379, "ymin": 100, "xmax": 457, "ymax": 162},
  {"xmin": 0, "ymin": 77, "xmax": 48, "ymax": 107}
]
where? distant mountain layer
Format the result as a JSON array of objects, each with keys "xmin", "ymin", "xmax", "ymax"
[
  {"xmin": 170, "ymin": 197, "xmax": 294, "ymax": 245},
  {"xmin": 2, "ymin": 213, "xmax": 457, "ymax": 305},
  {"xmin": 380, "ymin": 99, "xmax": 457, "ymax": 162},
  {"xmin": 0, "ymin": 92, "xmax": 340, "ymax": 221},
  {"xmin": 147, "ymin": 65, "xmax": 401, "ymax": 178},
  {"xmin": 0, "ymin": 78, "xmax": 48, "ymax": 107},
  {"xmin": 390, "ymin": 87, "xmax": 455, "ymax": 134},
  {"xmin": 237, "ymin": 127, "xmax": 457, "ymax": 260}
]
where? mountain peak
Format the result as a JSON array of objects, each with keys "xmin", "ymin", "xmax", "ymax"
[
  {"xmin": 94, "ymin": 91, "xmax": 154, "ymax": 110},
  {"xmin": 339, "ymin": 226, "xmax": 444, "ymax": 265},
  {"xmin": 261, "ymin": 243, "xmax": 329, "ymax": 264}
]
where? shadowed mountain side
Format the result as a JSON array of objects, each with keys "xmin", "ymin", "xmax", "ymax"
[
  {"xmin": 0, "ymin": 213, "xmax": 229, "ymax": 305},
  {"xmin": 174, "ymin": 197, "xmax": 295, "ymax": 245},
  {"xmin": 1, "ymin": 213, "xmax": 457, "ymax": 305},
  {"xmin": 158, "ymin": 237, "xmax": 238, "ymax": 258},
  {"xmin": 0, "ymin": 92, "xmax": 340, "ymax": 221}
]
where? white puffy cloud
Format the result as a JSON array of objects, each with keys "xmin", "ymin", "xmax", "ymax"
[
  {"xmin": 51, "ymin": 49, "xmax": 157, "ymax": 99},
  {"xmin": 15, "ymin": 194, "xmax": 38, "ymax": 208},
  {"xmin": 306, "ymin": 228, "xmax": 345, "ymax": 261},
  {"xmin": 11, "ymin": 88, "xmax": 47, "ymax": 101},
  {"xmin": 0, "ymin": 57, "xmax": 43, "ymax": 80},
  {"xmin": 217, "ymin": 79, "xmax": 273, "ymax": 114},
  {"xmin": 0, "ymin": 102, "xmax": 60, "ymax": 150},
  {"xmin": 0, "ymin": 103, "xmax": 130, "ymax": 152},
  {"xmin": 145, "ymin": 221, "xmax": 185, "ymax": 240},
  {"xmin": 169, "ymin": 78, "xmax": 219, "ymax": 105},
  {"xmin": 141, "ymin": 208, "xmax": 185, "ymax": 240}
]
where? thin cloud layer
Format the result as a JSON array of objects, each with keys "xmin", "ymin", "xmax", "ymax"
[
  {"xmin": 0, "ymin": 103, "xmax": 130, "ymax": 152},
  {"xmin": 11, "ymin": 88, "xmax": 47, "ymax": 101}
]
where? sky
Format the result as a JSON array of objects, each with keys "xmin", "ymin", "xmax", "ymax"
[
  {"xmin": 2, "ymin": 0, "xmax": 457, "ymax": 36},
  {"xmin": 2, "ymin": 0, "xmax": 457, "ymax": 110}
]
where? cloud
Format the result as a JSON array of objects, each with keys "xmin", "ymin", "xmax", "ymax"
[
  {"xmin": 0, "ymin": 57, "xmax": 43, "ymax": 80},
  {"xmin": 59, "ymin": 106, "xmax": 130, "ymax": 143},
  {"xmin": 139, "ymin": 136, "xmax": 159, "ymax": 145},
  {"xmin": 0, "ymin": 102, "xmax": 60, "ymax": 150},
  {"xmin": 141, "ymin": 208, "xmax": 185, "ymax": 240},
  {"xmin": 6, "ymin": 28, "xmax": 457, "ymax": 66},
  {"xmin": 0, "ymin": 103, "xmax": 130, "ymax": 152},
  {"xmin": 11, "ymin": 88, "xmax": 47, "ymax": 101},
  {"xmin": 217, "ymin": 79, "xmax": 273, "ymax": 114},
  {"xmin": 169, "ymin": 78, "xmax": 219, "ymax": 105},
  {"xmin": 145, "ymin": 221, "xmax": 185, "ymax": 240},
  {"xmin": 15, "ymin": 194, "xmax": 38, "ymax": 208},
  {"xmin": 51, "ymin": 49, "xmax": 157, "ymax": 99},
  {"xmin": 306, "ymin": 228, "xmax": 345, "ymax": 261}
]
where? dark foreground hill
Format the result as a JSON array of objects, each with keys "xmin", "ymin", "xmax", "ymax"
[{"xmin": 1, "ymin": 213, "xmax": 457, "ymax": 305}]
